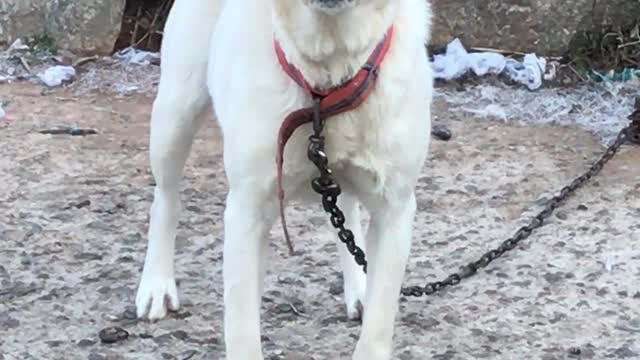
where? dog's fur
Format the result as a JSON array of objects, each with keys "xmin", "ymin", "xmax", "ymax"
[{"xmin": 135, "ymin": 0, "xmax": 433, "ymax": 358}]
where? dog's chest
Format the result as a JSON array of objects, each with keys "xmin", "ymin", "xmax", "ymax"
[{"xmin": 282, "ymin": 91, "xmax": 398, "ymax": 194}]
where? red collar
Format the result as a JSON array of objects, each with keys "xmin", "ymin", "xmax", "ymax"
[
  {"xmin": 274, "ymin": 26, "xmax": 394, "ymax": 254},
  {"xmin": 274, "ymin": 26, "xmax": 394, "ymax": 97}
]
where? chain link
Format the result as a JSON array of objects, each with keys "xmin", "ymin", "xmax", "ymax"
[
  {"xmin": 308, "ymin": 97, "xmax": 640, "ymax": 298},
  {"xmin": 308, "ymin": 99, "xmax": 368, "ymax": 273}
]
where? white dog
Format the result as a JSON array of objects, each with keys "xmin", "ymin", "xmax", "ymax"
[{"xmin": 135, "ymin": 0, "xmax": 433, "ymax": 358}]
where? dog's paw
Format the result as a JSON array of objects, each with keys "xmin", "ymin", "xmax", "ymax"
[
  {"xmin": 347, "ymin": 299, "xmax": 364, "ymax": 321},
  {"xmin": 135, "ymin": 274, "xmax": 180, "ymax": 321},
  {"xmin": 345, "ymin": 272, "xmax": 366, "ymax": 321}
]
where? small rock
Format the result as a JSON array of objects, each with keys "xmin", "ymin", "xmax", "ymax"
[
  {"xmin": 596, "ymin": 287, "xmax": 608, "ymax": 297},
  {"xmin": 443, "ymin": 313, "xmax": 462, "ymax": 326},
  {"xmin": 542, "ymin": 272, "xmax": 563, "ymax": 284},
  {"xmin": 77, "ymin": 339, "xmax": 96, "ymax": 347},
  {"xmin": 86, "ymin": 221, "xmax": 111, "ymax": 231},
  {"xmin": 180, "ymin": 350, "xmax": 198, "ymax": 360},
  {"xmin": 75, "ymin": 252, "xmax": 103, "ymax": 261},
  {"xmin": 152, "ymin": 333, "xmax": 175, "ymax": 345},
  {"xmin": 273, "ymin": 303, "xmax": 292, "ymax": 314},
  {"xmin": 555, "ymin": 211, "xmax": 568, "ymax": 220},
  {"xmin": 88, "ymin": 353, "xmax": 107, "ymax": 360},
  {"xmin": 432, "ymin": 124, "xmax": 452, "ymax": 141},
  {"xmin": 0, "ymin": 313, "xmax": 20, "ymax": 329},
  {"xmin": 613, "ymin": 344, "xmax": 638, "ymax": 358},
  {"xmin": 99, "ymin": 326, "xmax": 129, "ymax": 344},
  {"xmin": 577, "ymin": 204, "xmax": 588, "ymax": 211},
  {"xmin": 45, "ymin": 340, "xmax": 63, "ymax": 348},
  {"xmin": 121, "ymin": 307, "xmax": 137, "ymax": 320},
  {"xmin": 67, "ymin": 199, "xmax": 91, "ymax": 209},
  {"xmin": 171, "ymin": 330, "xmax": 189, "ymax": 341},
  {"xmin": 173, "ymin": 311, "xmax": 193, "ymax": 320},
  {"xmin": 329, "ymin": 281, "xmax": 342, "ymax": 296}
]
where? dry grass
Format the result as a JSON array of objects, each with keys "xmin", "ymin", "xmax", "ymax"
[{"xmin": 568, "ymin": 21, "xmax": 640, "ymax": 73}]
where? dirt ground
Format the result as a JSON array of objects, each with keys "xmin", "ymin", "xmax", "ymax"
[{"xmin": 0, "ymin": 80, "xmax": 639, "ymax": 360}]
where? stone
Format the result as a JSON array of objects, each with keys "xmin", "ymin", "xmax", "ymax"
[
  {"xmin": 0, "ymin": 0, "xmax": 126, "ymax": 55},
  {"xmin": 430, "ymin": 0, "xmax": 640, "ymax": 56},
  {"xmin": 98, "ymin": 326, "xmax": 129, "ymax": 344}
]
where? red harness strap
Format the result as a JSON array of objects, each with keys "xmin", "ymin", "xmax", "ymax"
[{"xmin": 274, "ymin": 26, "xmax": 394, "ymax": 254}]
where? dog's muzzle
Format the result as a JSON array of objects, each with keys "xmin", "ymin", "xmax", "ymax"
[{"xmin": 308, "ymin": 0, "xmax": 355, "ymax": 13}]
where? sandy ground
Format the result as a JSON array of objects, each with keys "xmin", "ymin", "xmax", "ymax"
[{"xmin": 1, "ymin": 77, "xmax": 639, "ymax": 360}]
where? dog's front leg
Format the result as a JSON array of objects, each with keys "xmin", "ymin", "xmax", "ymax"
[
  {"xmin": 353, "ymin": 190, "xmax": 416, "ymax": 360},
  {"xmin": 337, "ymin": 192, "xmax": 367, "ymax": 320},
  {"xmin": 223, "ymin": 185, "xmax": 274, "ymax": 360}
]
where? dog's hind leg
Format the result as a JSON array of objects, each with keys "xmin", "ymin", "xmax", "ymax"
[
  {"xmin": 353, "ymin": 189, "xmax": 416, "ymax": 360},
  {"xmin": 136, "ymin": 0, "xmax": 219, "ymax": 321},
  {"xmin": 336, "ymin": 192, "xmax": 367, "ymax": 321}
]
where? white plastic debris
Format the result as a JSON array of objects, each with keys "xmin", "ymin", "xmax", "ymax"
[
  {"xmin": 432, "ymin": 38, "xmax": 548, "ymax": 90},
  {"xmin": 114, "ymin": 47, "xmax": 160, "ymax": 66},
  {"xmin": 0, "ymin": 104, "xmax": 6, "ymax": 120},
  {"xmin": 7, "ymin": 38, "xmax": 29, "ymax": 52},
  {"xmin": 0, "ymin": 75, "xmax": 14, "ymax": 83},
  {"xmin": 38, "ymin": 66, "xmax": 76, "ymax": 87},
  {"xmin": 432, "ymin": 39, "xmax": 470, "ymax": 80},
  {"xmin": 504, "ymin": 54, "xmax": 546, "ymax": 91}
]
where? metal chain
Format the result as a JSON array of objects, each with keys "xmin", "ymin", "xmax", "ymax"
[
  {"xmin": 308, "ymin": 98, "xmax": 640, "ymax": 297},
  {"xmin": 307, "ymin": 98, "xmax": 368, "ymax": 272}
]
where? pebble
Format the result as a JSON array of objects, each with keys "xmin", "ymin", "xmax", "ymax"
[
  {"xmin": 77, "ymin": 339, "xmax": 96, "ymax": 348},
  {"xmin": 98, "ymin": 326, "xmax": 129, "ymax": 344},
  {"xmin": 328, "ymin": 281, "xmax": 342, "ymax": 296},
  {"xmin": 0, "ymin": 313, "xmax": 20, "ymax": 329},
  {"xmin": 432, "ymin": 124, "xmax": 453, "ymax": 141},
  {"xmin": 613, "ymin": 344, "xmax": 638, "ymax": 358},
  {"xmin": 88, "ymin": 353, "xmax": 107, "ymax": 360},
  {"xmin": 180, "ymin": 350, "xmax": 198, "ymax": 360}
]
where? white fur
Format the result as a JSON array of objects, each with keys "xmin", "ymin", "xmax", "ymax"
[{"xmin": 135, "ymin": 0, "xmax": 433, "ymax": 358}]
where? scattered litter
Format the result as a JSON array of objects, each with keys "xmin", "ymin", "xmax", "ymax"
[
  {"xmin": 7, "ymin": 38, "xmax": 29, "ymax": 53},
  {"xmin": 460, "ymin": 103, "xmax": 508, "ymax": 121},
  {"xmin": 72, "ymin": 55, "xmax": 100, "ymax": 68},
  {"xmin": 436, "ymin": 76, "xmax": 640, "ymax": 145},
  {"xmin": 591, "ymin": 68, "xmax": 639, "ymax": 83},
  {"xmin": 114, "ymin": 47, "xmax": 160, "ymax": 66},
  {"xmin": 38, "ymin": 65, "xmax": 76, "ymax": 87},
  {"xmin": 18, "ymin": 57, "xmax": 32, "ymax": 73},
  {"xmin": 432, "ymin": 38, "xmax": 549, "ymax": 90},
  {"xmin": 0, "ymin": 103, "xmax": 6, "ymax": 120},
  {"xmin": 39, "ymin": 126, "xmax": 97, "ymax": 136},
  {"xmin": 503, "ymin": 54, "xmax": 546, "ymax": 90}
]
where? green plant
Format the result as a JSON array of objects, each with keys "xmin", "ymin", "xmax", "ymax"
[
  {"xmin": 26, "ymin": 33, "xmax": 58, "ymax": 56},
  {"xmin": 568, "ymin": 21, "xmax": 640, "ymax": 73}
]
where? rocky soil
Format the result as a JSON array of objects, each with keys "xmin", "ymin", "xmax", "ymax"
[{"xmin": 0, "ymin": 75, "xmax": 639, "ymax": 360}]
